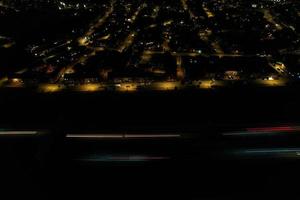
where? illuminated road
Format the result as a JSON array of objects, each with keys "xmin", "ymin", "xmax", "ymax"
[
  {"xmin": 142, "ymin": 50, "xmax": 270, "ymax": 58},
  {"xmin": 181, "ymin": 0, "xmax": 196, "ymax": 19},
  {"xmin": 262, "ymin": 9, "xmax": 283, "ymax": 31},
  {"xmin": 117, "ymin": 3, "xmax": 146, "ymax": 52},
  {"xmin": 78, "ymin": 0, "xmax": 116, "ymax": 46},
  {"xmin": 0, "ymin": 77, "xmax": 8, "ymax": 87},
  {"xmin": 202, "ymin": 3, "xmax": 215, "ymax": 18},
  {"xmin": 0, "ymin": 2, "xmax": 19, "ymax": 11}
]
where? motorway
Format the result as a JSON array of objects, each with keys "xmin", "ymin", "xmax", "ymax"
[
  {"xmin": 1, "ymin": 81, "xmax": 300, "ymax": 199},
  {"xmin": 18, "ymin": 77, "xmax": 289, "ymax": 93}
]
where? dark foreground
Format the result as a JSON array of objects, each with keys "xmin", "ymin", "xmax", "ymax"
[{"xmin": 0, "ymin": 87, "xmax": 300, "ymax": 199}]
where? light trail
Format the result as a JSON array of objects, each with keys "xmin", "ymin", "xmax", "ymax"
[
  {"xmin": 223, "ymin": 126, "xmax": 300, "ymax": 136},
  {"xmin": 66, "ymin": 133, "xmax": 181, "ymax": 139},
  {"xmin": 0, "ymin": 131, "xmax": 39, "ymax": 136}
]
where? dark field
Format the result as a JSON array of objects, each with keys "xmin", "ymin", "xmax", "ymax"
[{"xmin": 0, "ymin": 87, "xmax": 300, "ymax": 199}]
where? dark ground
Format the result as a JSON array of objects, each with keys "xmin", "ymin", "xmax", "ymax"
[{"xmin": 0, "ymin": 87, "xmax": 300, "ymax": 199}]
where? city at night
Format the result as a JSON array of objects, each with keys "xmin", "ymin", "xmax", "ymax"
[{"xmin": 0, "ymin": 0, "xmax": 300, "ymax": 199}]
